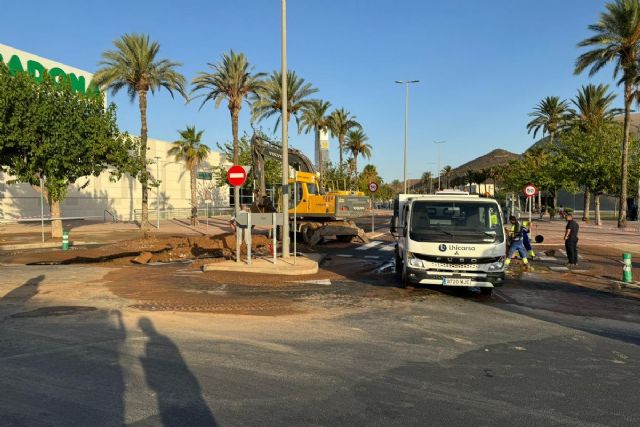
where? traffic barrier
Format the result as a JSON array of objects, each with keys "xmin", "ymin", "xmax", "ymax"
[
  {"xmin": 62, "ymin": 231, "xmax": 69, "ymax": 251},
  {"xmin": 623, "ymin": 253, "xmax": 633, "ymax": 283}
]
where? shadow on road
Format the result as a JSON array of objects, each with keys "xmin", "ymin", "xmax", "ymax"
[
  {"xmin": 0, "ymin": 274, "xmax": 44, "ymax": 304},
  {"xmin": 138, "ymin": 317, "xmax": 217, "ymax": 426}
]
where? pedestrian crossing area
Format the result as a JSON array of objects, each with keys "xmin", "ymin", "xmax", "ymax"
[{"xmin": 333, "ymin": 241, "xmax": 396, "ymax": 259}]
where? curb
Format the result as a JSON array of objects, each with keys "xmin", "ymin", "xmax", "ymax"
[{"xmin": 202, "ymin": 257, "xmax": 318, "ymax": 275}]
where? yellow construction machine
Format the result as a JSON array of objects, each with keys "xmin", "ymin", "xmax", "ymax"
[{"xmin": 251, "ymin": 133, "xmax": 370, "ymax": 245}]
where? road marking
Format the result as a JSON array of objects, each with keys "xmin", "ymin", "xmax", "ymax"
[
  {"xmin": 336, "ymin": 254, "xmax": 353, "ymax": 257},
  {"xmin": 537, "ymin": 256, "xmax": 557, "ymax": 261},
  {"xmin": 356, "ymin": 241, "xmax": 383, "ymax": 251},
  {"xmin": 294, "ymin": 279, "xmax": 331, "ymax": 285},
  {"xmin": 549, "ymin": 266, "xmax": 570, "ymax": 272},
  {"xmin": 380, "ymin": 245, "xmax": 395, "ymax": 252},
  {"xmin": 364, "ymin": 255, "xmax": 380, "ymax": 259}
]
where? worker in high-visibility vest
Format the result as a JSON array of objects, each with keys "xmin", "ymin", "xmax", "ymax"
[
  {"xmin": 522, "ymin": 220, "xmax": 536, "ymax": 258},
  {"xmin": 505, "ymin": 215, "xmax": 529, "ymax": 268}
]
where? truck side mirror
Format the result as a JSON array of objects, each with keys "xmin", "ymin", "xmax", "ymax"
[
  {"xmin": 390, "ymin": 216, "xmax": 397, "ymax": 233},
  {"xmin": 402, "ymin": 226, "xmax": 407, "ymax": 237}
]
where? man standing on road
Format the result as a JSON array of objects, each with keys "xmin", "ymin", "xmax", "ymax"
[
  {"xmin": 564, "ymin": 213, "xmax": 579, "ymax": 266},
  {"xmin": 505, "ymin": 216, "xmax": 529, "ymax": 268}
]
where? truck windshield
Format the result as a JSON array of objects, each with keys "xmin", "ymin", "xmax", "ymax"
[{"xmin": 409, "ymin": 200, "xmax": 504, "ymax": 243}]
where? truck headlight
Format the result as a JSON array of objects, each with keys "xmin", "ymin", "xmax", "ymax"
[
  {"xmin": 488, "ymin": 257, "xmax": 505, "ymax": 271},
  {"xmin": 407, "ymin": 252, "xmax": 424, "ymax": 268}
]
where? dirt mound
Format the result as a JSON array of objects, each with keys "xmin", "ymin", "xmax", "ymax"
[{"xmin": 7, "ymin": 233, "xmax": 275, "ymax": 265}]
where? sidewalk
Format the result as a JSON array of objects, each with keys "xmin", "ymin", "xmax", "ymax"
[
  {"xmin": 0, "ymin": 216, "xmax": 235, "ymax": 250},
  {"xmin": 202, "ymin": 255, "xmax": 319, "ymax": 275}
]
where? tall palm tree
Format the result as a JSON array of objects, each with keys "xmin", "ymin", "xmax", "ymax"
[
  {"xmin": 251, "ymin": 70, "xmax": 318, "ymax": 132},
  {"xmin": 94, "ymin": 33, "xmax": 186, "ymax": 234},
  {"xmin": 575, "ymin": 0, "xmax": 640, "ymax": 227},
  {"xmin": 191, "ymin": 50, "xmax": 264, "ymax": 167},
  {"xmin": 168, "ymin": 126, "xmax": 210, "ymax": 226},
  {"xmin": 441, "ymin": 165, "xmax": 453, "ymax": 188},
  {"xmin": 569, "ymin": 84, "xmax": 618, "ymax": 222},
  {"xmin": 344, "ymin": 129, "xmax": 372, "ymax": 180},
  {"xmin": 300, "ymin": 99, "xmax": 332, "ymax": 179},
  {"xmin": 570, "ymin": 84, "xmax": 618, "ymax": 130},
  {"xmin": 526, "ymin": 96, "xmax": 571, "ymax": 146},
  {"xmin": 328, "ymin": 108, "xmax": 361, "ymax": 171}
]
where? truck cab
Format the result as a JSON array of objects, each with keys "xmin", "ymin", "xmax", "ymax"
[{"xmin": 392, "ymin": 192, "xmax": 506, "ymax": 294}]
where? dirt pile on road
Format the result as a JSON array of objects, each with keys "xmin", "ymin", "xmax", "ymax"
[{"xmin": 5, "ymin": 233, "xmax": 274, "ymax": 265}]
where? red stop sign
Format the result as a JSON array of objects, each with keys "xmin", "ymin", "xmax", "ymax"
[{"xmin": 227, "ymin": 165, "xmax": 247, "ymax": 187}]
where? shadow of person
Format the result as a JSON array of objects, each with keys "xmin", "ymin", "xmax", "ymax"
[
  {"xmin": 138, "ymin": 317, "xmax": 217, "ymax": 426},
  {"xmin": 0, "ymin": 274, "xmax": 44, "ymax": 304}
]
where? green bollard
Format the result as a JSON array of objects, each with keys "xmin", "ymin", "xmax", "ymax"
[
  {"xmin": 62, "ymin": 231, "xmax": 69, "ymax": 251},
  {"xmin": 623, "ymin": 253, "xmax": 633, "ymax": 283}
]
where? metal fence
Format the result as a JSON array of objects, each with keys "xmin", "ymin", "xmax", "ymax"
[{"xmin": 133, "ymin": 206, "xmax": 234, "ymax": 222}]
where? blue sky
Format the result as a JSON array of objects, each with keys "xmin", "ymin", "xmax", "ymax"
[{"xmin": 1, "ymin": 0, "xmax": 616, "ymax": 182}]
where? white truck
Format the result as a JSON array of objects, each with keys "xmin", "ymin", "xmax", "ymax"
[{"xmin": 391, "ymin": 191, "xmax": 506, "ymax": 295}]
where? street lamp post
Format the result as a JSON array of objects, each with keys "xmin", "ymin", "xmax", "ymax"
[
  {"xmin": 433, "ymin": 140, "xmax": 446, "ymax": 190},
  {"xmin": 281, "ymin": 0, "xmax": 290, "ymax": 258},
  {"xmin": 395, "ymin": 80, "xmax": 419, "ymax": 194}
]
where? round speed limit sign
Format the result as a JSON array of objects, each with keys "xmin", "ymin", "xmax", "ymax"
[
  {"xmin": 523, "ymin": 184, "xmax": 538, "ymax": 197},
  {"xmin": 368, "ymin": 182, "xmax": 379, "ymax": 193}
]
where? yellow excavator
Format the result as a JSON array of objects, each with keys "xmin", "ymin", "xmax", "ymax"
[{"xmin": 251, "ymin": 133, "xmax": 370, "ymax": 245}]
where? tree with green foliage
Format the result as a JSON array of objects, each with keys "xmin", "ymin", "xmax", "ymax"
[
  {"xmin": 570, "ymin": 84, "xmax": 618, "ymax": 221},
  {"xmin": 168, "ymin": 126, "xmax": 210, "ymax": 226},
  {"xmin": 526, "ymin": 96, "xmax": 571, "ymax": 146},
  {"xmin": 0, "ymin": 65, "xmax": 141, "ymax": 238},
  {"xmin": 300, "ymin": 99, "xmax": 332, "ymax": 180},
  {"xmin": 328, "ymin": 108, "xmax": 361, "ymax": 171},
  {"xmin": 575, "ymin": 0, "xmax": 640, "ymax": 227},
  {"xmin": 192, "ymin": 50, "xmax": 264, "ymax": 214},
  {"xmin": 251, "ymin": 70, "xmax": 318, "ymax": 132},
  {"xmin": 556, "ymin": 124, "xmax": 628, "ymax": 225},
  {"xmin": 441, "ymin": 165, "xmax": 453, "ymax": 188},
  {"xmin": 420, "ymin": 171, "xmax": 433, "ymax": 194},
  {"xmin": 344, "ymin": 129, "xmax": 372, "ymax": 178},
  {"xmin": 94, "ymin": 33, "xmax": 186, "ymax": 234}
]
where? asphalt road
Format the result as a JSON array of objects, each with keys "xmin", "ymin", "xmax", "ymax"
[{"xmin": 1, "ymin": 238, "xmax": 639, "ymax": 426}]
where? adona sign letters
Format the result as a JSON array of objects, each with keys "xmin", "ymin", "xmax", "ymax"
[{"xmin": 0, "ymin": 43, "xmax": 101, "ymax": 97}]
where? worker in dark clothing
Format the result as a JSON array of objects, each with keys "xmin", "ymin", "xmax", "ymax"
[{"xmin": 564, "ymin": 213, "xmax": 579, "ymax": 266}]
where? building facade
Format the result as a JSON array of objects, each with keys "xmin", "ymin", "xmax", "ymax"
[{"xmin": 0, "ymin": 43, "xmax": 229, "ymax": 222}]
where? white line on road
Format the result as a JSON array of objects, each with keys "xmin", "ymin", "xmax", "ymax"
[
  {"xmin": 364, "ymin": 255, "xmax": 380, "ymax": 259},
  {"xmin": 380, "ymin": 245, "xmax": 395, "ymax": 252},
  {"xmin": 356, "ymin": 241, "xmax": 383, "ymax": 251},
  {"xmin": 336, "ymin": 254, "xmax": 353, "ymax": 257}
]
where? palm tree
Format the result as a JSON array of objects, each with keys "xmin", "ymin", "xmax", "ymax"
[
  {"xmin": 575, "ymin": 0, "xmax": 640, "ymax": 227},
  {"xmin": 344, "ymin": 129, "xmax": 372, "ymax": 178},
  {"xmin": 526, "ymin": 96, "xmax": 571, "ymax": 146},
  {"xmin": 300, "ymin": 99, "xmax": 332, "ymax": 179},
  {"xmin": 328, "ymin": 108, "xmax": 361, "ymax": 171},
  {"xmin": 570, "ymin": 84, "xmax": 618, "ymax": 130},
  {"xmin": 421, "ymin": 171, "xmax": 433, "ymax": 194},
  {"xmin": 168, "ymin": 126, "xmax": 210, "ymax": 226},
  {"xmin": 251, "ymin": 70, "xmax": 318, "ymax": 132},
  {"xmin": 94, "ymin": 33, "xmax": 186, "ymax": 234},
  {"xmin": 191, "ymin": 50, "xmax": 264, "ymax": 167},
  {"xmin": 569, "ymin": 84, "xmax": 618, "ymax": 222},
  {"xmin": 441, "ymin": 165, "xmax": 453, "ymax": 188}
]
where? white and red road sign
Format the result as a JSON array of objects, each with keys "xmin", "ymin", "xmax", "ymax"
[
  {"xmin": 227, "ymin": 165, "xmax": 247, "ymax": 187},
  {"xmin": 523, "ymin": 183, "xmax": 538, "ymax": 197},
  {"xmin": 368, "ymin": 182, "xmax": 379, "ymax": 193}
]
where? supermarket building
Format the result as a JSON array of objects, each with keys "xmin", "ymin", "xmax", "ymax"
[{"xmin": 0, "ymin": 43, "xmax": 230, "ymax": 222}]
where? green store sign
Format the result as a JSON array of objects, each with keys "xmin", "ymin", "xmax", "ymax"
[{"xmin": 0, "ymin": 51, "xmax": 100, "ymax": 96}]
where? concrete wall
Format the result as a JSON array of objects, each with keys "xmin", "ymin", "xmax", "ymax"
[{"xmin": 0, "ymin": 138, "xmax": 230, "ymax": 222}]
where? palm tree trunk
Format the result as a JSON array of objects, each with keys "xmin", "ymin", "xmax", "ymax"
[
  {"xmin": 583, "ymin": 189, "xmax": 591, "ymax": 222},
  {"xmin": 230, "ymin": 107, "xmax": 240, "ymax": 213},
  {"xmin": 139, "ymin": 90, "xmax": 150, "ymax": 235},
  {"xmin": 595, "ymin": 193, "xmax": 601, "ymax": 226},
  {"xmin": 190, "ymin": 163, "xmax": 198, "ymax": 226},
  {"xmin": 619, "ymin": 81, "xmax": 632, "ymax": 228},
  {"xmin": 338, "ymin": 135, "xmax": 344, "ymax": 171},
  {"xmin": 316, "ymin": 128, "xmax": 323, "ymax": 188},
  {"xmin": 353, "ymin": 153, "xmax": 358, "ymax": 180}
]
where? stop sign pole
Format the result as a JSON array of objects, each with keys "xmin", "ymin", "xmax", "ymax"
[
  {"xmin": 369, "ymin": 181, "xmax": 378, "ymax": 233},
  {"xmin": 523, "ymin": 184, "xmax": 537, "ymax": 225},
  {"xmin": 227, "ymin": 165, "xmax": 248, "ymax": 263}
]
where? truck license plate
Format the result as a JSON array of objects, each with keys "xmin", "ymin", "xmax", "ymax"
[{"xmin": 443, "ymin": 278, "xmax": 471, "ymax": 286}]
